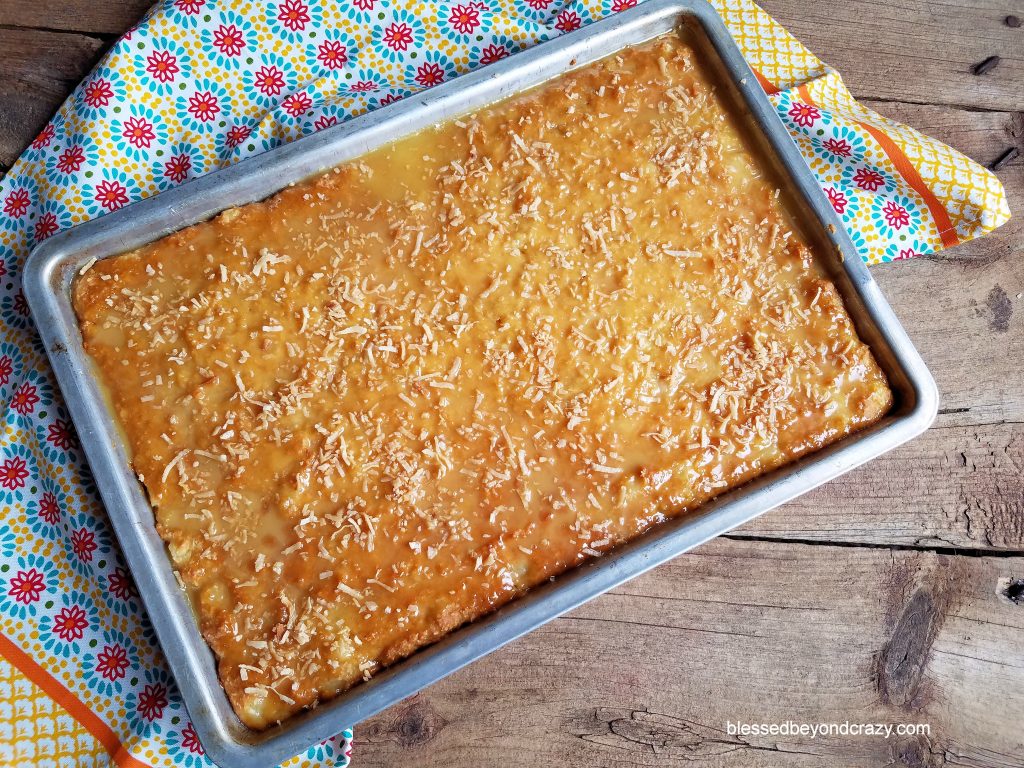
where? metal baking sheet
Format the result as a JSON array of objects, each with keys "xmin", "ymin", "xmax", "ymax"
[{"xmin": 23, "ymin": 1, "xmax": 938, "ymax": 766}]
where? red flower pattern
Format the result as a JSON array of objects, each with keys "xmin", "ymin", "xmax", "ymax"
[
  {"xmin": 187, "ymin": 90, "xmax": 221, "ymax": 123},
  {"xmin": 349, "ymin": 80, "xmax": 379, "ymax": 93},
  {"xmin": 181, "ymin": 723, "xmax": 205, "ymax": 755},
  {"xmin": 137, "ymin": 683, "xmax": 169, "ymax": 722},
  {"xmin": 611, "ymin": 0, "xmax": 637, "ymax": 9},
  {"xmin": 35, "ymin": 213, "xmax": 60, "ymax": 241},
  {"xmin": 95, "ymin": 644, "xmax": 129, "ymax": 681},
  {"xmin": 317, "ymin": 40, "xmax": 350, "ymax": 69},
  {"xmin": 145, "ymin": 50, "xmax": 180, "ymax": 84},
  {"xmin": 414, "ymin": 62, "xmax": 446, "ymax": 87},
  {"xmin": 11, "ymin": 382, "xmax": 39, "ymax": 415},
  {"xmin": 213, "ymin": 24, "xmax": 246, "ymax": 57},
  {"xmin": 109, "ymin": 567, "xmax": 138, "ymax": 601},
  {"xmin": 47, "ymin": 419, "xmax": 77, "ymax": 450},
  {"xmin": 0, "ymin": 356, "xmax": 11, "ymax": 385},
  {"xmin": 56, "ymin": 145, "xmax": 86, "ymax": 174},
  {"xmin": 478, "ymin": 44, "xmax": 508, "ymax": 65},
  {"xmin": 253, "ymin": 66, "xmax": 287, "ymax": 96},
  {"xmin": 94, "ymin": 180, "xmax": 129, "ymax": 211},
  {"xmin": 3, "ymin": 189, "xmax": 30, "ymax": 218},
  {"xmin": 788, "ymin": 101, "xmax": 821, "ymax": 128},
  {"xmin": 853, "ymin": 167, "xmax": 885, "ymax": 191},
  {"xmin": 826, "ymin": 186, "xmax": 848, "ymax": 215},
  {"xmin": 31, "ymin": 124, "xmax": 56, "ymax": 150},
  {"xmin": 555, "ymin": 10, "xmax": 582, "ymax": 31},
  {"xmin": 164, "ymin": 153, "xmax": 193, "ymax": 183},
  {"xmin": 52, "ymin": 605, "xmax": 89, "ymax": 642},
  {"xmin": 314, "ymin": 115, "xmax": 339, "ymax": 131},
  {"xmin": 83, "ymin": 78, "xmax": 114, "ymax": 109},
  {"xmin": 122, "ymin": 116, "xmax": 157, "ymax": 149},
  {"xmin": 13, "ymin": 293, "xmax": 29, "ymax": 317},
  {"xmin": 447, "ymin": 4, "xmax": 480, "ymax": 34},
  {"xmin": 882, "ymin": 200, "xmax": 910, "ymax": 230},
  {"xmin": 822, "ymin": 137, "xmax": 852, "ymax": 157},
  {"xmin": 38, "ymin": 491, "xmax": 61, "ymax": 526},
  {"xmin": 0, "ymin": 457, "xmax": 29, "ymax": 490},
  {"xmin": 71, "ymin": 528, "xmax": 98, "ymax": 562},
  {"xmin": 281, "ymin": 92, "xmax": 313, "ymax": 117},
  {"xmin": 174, "ymin": 0, "xmax": 204, "ymax": 14},
  {"xmin": 351, "ymin": 0, "xmax": 375, "ymax": 10},
  {"xmin": 378, "ymin": 93, "xmax": 402, "ymax": 106},
  {"xmin": 382, "ymin": 21, "xmax": 414, "ymax": 51},
  {"xmin": 8, "ymin": 568, "xmax": 45, "ymax": 605},
  {"xmin": 277, "ymin": 0, "xmax": 311, "ymax": 32},
  {"xmin": 224, "ymin": 124, "xmax": 252, "ymax": 148}
]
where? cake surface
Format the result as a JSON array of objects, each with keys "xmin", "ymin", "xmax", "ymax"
[{"xmin": 73, "ymin": 33, "xmax": 892, "ymax": 728}]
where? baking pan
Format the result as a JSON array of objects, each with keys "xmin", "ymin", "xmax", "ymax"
[{"xmin": 23, "ymin": 1, "xmax": 939, "ymax": 766}]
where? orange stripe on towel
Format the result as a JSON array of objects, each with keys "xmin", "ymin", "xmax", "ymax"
[
  {"xmin": 751, "ymin": 66, "xmax": 780, "ymax": 94},
  {"xmin": 796, "ymin": 83, "xmax": 959, "ymax": 248},
  {"xmin": 0, "ymin": 632, "xmax": 151, "ymax": 768}
]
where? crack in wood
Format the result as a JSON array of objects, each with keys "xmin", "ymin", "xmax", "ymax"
[
  {"xmin": 0, "ymin": 22, "xmax": 112, "ymax": 41},
  {"xmin": 863, "ymin": 95, "xmax": 1019, "ymax": 116},
  {"xmin": 568, "ymin": 707, "xmax": 823, "ymax": 760},
  {"xmin": 565, "ymin": 614, "xmax": 765, "ymax": 638},
  {"xmin": 723, "ymin": 533, "xmax": 1024, "ymax": 558}
]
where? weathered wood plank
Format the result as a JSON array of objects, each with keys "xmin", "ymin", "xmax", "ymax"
[
  {"xmin": 738, "ymin": 421, "xmax": 1024, "ymax": 550},
  {"xmin": 3, "ymin": 0, "xmax": 1022, "ymax": 113},
  {"xmin": 874, "ymin": 221, "xmax": 1024, "ymax": 421},
  {"xmin": 741, "ymin": 185, "xmax": 1024, "ymax": 550},
  {"xmin": 0, "ymin": 3, "xmax": 1019, "ymax": 765},
  {"xmin": 0, "ymin": 0, "xmax": 1021, "ymax": 159},
  {"xmin": 0, "ymin": 28, "xmax": 105, "ymax": 173},
  {"xmin": 0, "ymin": 21, "xmax": 1018, "ymax": 554},
  {"xmin": 761, "ymin": 0, "xmax": 1024, "ymax": 112},
  {"xmin": 0, "ymin": 5, "xmax": 1019, "ymax": 556},
  {"xmin": 0, "ymin": 0, "xmax": 152, "ymax": 35},
  {"xmin": 861, "ymin": 100, "xmax": 1023, "ymax": 174},
  {"xmin": 2, "ymin": 0, "xmax": 1022, "ymax": 168},
  {"xmin": 739, "ymin": 95, "xmax": 1024, "ymax": 552},
  {"xmin": 355, "ymin": 538, "xmax": 1024, "ymax": 767}
]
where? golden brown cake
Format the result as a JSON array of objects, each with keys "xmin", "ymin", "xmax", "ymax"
[{"xmin": 73, "ymin": 33, "xmax": 892, "ymax": 728}]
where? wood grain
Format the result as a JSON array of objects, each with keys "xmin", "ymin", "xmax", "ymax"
[
  {"xmin": 0, "ymin": 2, "xmax": 1023, "ymax": 767},
  {"xmin": 1, "ymin": 0, "xmax": 1023, "ymax": 172},
  {"xmin": 0, "ymin": 0, "xmax": 152, "ymax": 35},
  {"xmin": 739, "ymin": 421, "xmax": 1024, "ymax": 549},
  {"xmin": 861, "ymin": 100, "xmax": 1023, "ymax": 174},
  {"xmin": 879, "ymin": 238, "xmax": 1024, "ymax": 422},
  {"xmin": 737, "ymin": 97, "xmax": 1024, "ymax": 551},
  {"xmin": 763, "ymin": 0, "xmax": 1024, "ymax": 112},
  {"xmin": 740, "ymin": 200, "xmax": 1024, "ymax": 550},
  {"xmin": 0, "ymin": 28, "xmax": 105, "ymax": 173},
  {"xmin": 356, "ymin": 538, "xmax": 1024, "ymax": 767}
]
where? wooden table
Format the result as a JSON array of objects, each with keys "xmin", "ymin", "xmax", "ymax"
[{"xmin": 2, "ymin": 1, "xmax": 1022, "ymax": 765}]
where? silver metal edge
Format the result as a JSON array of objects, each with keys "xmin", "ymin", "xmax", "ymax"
[{"xmin": 22, "ymin": 1, "xmax": 938, "ymax": 765}]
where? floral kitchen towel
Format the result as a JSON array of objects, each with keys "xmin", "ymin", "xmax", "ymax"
[{"xmin": 0, "ymin": 0, "xmax": 1010, "ymax": 766}]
